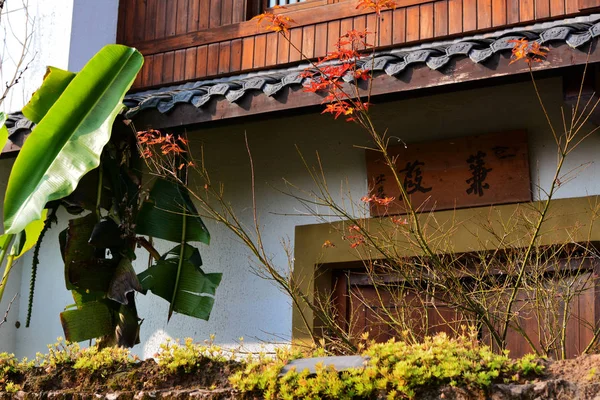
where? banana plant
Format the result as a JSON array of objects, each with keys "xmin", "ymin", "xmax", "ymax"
[{"xmin": 0, "ymin": 44, "xmax": 222, "ymax": 346}]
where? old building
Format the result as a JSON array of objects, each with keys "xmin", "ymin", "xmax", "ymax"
[{"xmin": 3, "ymin": 0, "xmax": 600, "ymax": 359}]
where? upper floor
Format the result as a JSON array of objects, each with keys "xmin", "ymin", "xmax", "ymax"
[{"xmin": 117, "ymin": 0, "xmax": 600, "ymax": 91}]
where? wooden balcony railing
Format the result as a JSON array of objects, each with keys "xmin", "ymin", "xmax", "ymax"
[{"xmin": 118, "ymin": 0, "xmax": 600, "ymax": 91}]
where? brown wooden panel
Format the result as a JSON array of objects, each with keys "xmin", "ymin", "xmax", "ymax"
[
  {"xmin": 566, "ymin": 0, "xmax": 579, "ymax": 12},
  {"xmin": 463, "ymin": 0, "xmax": 477, "ymax": 31},
  {"xmin": 492, "ymin": 0, "xmax": 507, "ymax": 26},
  {"xmin": 448, "ymin": 0, "xmax": 462, "ymax": 34},
  {"xmin": 433, "ymin": 1, "xmax": 448, "ymax": 37},
  {"xmin": 265, "ymin": 33, "xmax": 278, "ymax": 66},
  {"xmin": 230, "ymin": 38, "xmax": 243, "ymax": 72},
  {"xmin": 536, "ymin": 0, "xmax": 551, "ymax": 17},
  {"xmin": 196, "ymin": 45, "xmax": 208, "ymax": 77},
  {"xmin": 550, "ymin": 0, "xmax": 565, "ymax": 15},
  {"xmin": 144, "ymin": 0, "xmax": 157, "ymax": 41},
  {"xmin": 392, "ymin": 8, "xmax": 406, "ymax": 44},
  {"xmin": 162, "ymin": 51, "xmax": 175, "ymax": 83},
  {"xmin": 277, "ymin": 32, "xmax": 290, "ymax": 64},
  {"xmin": 366, "ymin": 14, "xmax": 377, "ymax": 46},
  {"xmin": 579, "ymin": 0, "xmax": 600, "ymax": 9},
  {"xmin": 165, "ymin": 2, "xmax": 178, "ymax": 37},
  {"xmin": 232, "ymin": 0, "xmax": 245, "ymax": 24},
  {"xmin": 365, "ymin": 131, "xmax": 531, "ymax": 216},
  {"xmin": 176, "ymin": 0, "xmax": 188, "ymax": 35},
  {"xmin": 290, "ymin": 28, "xmax": 303, "ymax": 62},
  {"xmin": 131, "ymin": 0, "xmax": 442, "ymax": 56},
  {"xmin": 379, "ymin": 10, "xmax": 393, "ymax": 46},
  {"xmin": 477, "ymin": 0, "xmax": 492, "ymax": 29},
  {"xmin": 152, "ymin": 53, "xmax": 164, "ymax": 87},
  {"xmin": 327, "ymin": 20, "xmax": 341, "ymax": 52},
  {"xmin": 210, "ymin": 0, "xmax": 222, "ymax": 28},
  {"xmin": 507, "ymin": 0, "xmax": 520, "ymax": 22},
  {"xmin": 353, "ymin": 16, "xmax": 367, "ymax": 49},
  {"xmin": 199, "ymin": 0, "xmax": 210, "ymax": 29},
  {"xmin": 254, "ymin": 34, "xmax": 267, "ymax": 68},
  {"xmin": 221, "ymin": 0, "xmax": 234, "ymax": 26},
  {"xmin": 155, "ymin": 0, "xmax": 167, "ymax": 40},
  {"xmin": 207, "ymin": 43, "xmax": 220, "ymax": 76},
  {"xmin": 520, "ymin": 0, "xmax": 535, "ymax": 20},
  {"xmin": 340, "ymin": 17, "xmax": 354, "ymax": 49},
  {"xmin": 187, "ymin": 0, "xmax": 200, "ymax": 32},
  {"xmin": 419, "ymin": 3, "xmax": 434, "ymax": 40},
  {"xmin": 184, "ymin": 47, "xmax": 198, "ymax": 80},
  {"xmin": 174, "ymin": 49, "xmax": 186, "ymax": 82},
  {"xmin": 116, "ymin": 0, "xmax": 127, "ymax": 43},
  {"xmin": 141, "ymin": 55, "xmax": 154, "ymax": 87},
  {"xmin": 241, "ymin": 37, "xmax": 255, "ymax": 70},
  {"xmin": 218, "ymin": 41, "xmax": 231, "ymax": 74},
  {"xmin": 124, "ymin": 0, "xmax": 136, "ymax": 44},
  {"xmin": 302, "ymin": 25, "xmax": 316, "ymax": 59},
  {"xmin": 406, "ymin": 6, "xmax": 420, "ymax": 42},
  {"xmin": 134, "ymin": 0, "xmax": 147, "ymax": 42},
  {"xmin": 315, "ymin": 22, "xmax": 328, "ymax": 57}
]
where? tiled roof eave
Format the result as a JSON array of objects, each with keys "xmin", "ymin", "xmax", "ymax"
[{"xmin": 123, "ymin": 14, "xmax": 600, "ymax": 120}]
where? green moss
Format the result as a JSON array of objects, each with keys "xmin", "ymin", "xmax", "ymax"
[{"xmin": 230, "ymin": 332, "xmax": 545, "ymax": 399}]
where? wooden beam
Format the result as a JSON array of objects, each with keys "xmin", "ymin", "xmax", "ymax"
[
  {"xmin": 132, "ymin": 41, "xmax": 600, "ymax": 130},
  {"xmin": 127, "ymin": 0, "xmax": 434, "ymax": 56}
]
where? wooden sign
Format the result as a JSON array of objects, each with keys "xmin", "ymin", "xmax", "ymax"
[{"xmin": 365, "ymin": 131, "xmax": 531, "ymax": 216}]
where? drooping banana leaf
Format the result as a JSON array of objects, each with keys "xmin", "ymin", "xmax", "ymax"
[
  {"xmin": 63, "ymin": 214, "xmax": 119, "ymax": 292},
  {"xmin": 136, "ymin": 179, "xmax": 210, "ymax": 245},
  {"xmin": 138, "ymin": 244, "xmax": 221, "ymax": 320},
  {"xmin": 3, "ymin": 45, "xmax": 143, "ymax": 234},
  {"xmin": 60, "ymin": 301, "xmax": 114, "ymax": 342},
  {"xmin": 15, "ymin": 208, "xmax": 48, "ymax": 259},
  {"xmin": 107, "ymin": 257, "xmax": 141, "ymax": 305},
  {"xmin": 97, "ymin": 293, "xmax": 140, "ymax": 349},
  {"xmin": 0, "ymin": 209, "xmax": 48, "ymax": 261},
  {"xmin": 22, "ymin": 67, "xmax": 76, "ymax": 124}
]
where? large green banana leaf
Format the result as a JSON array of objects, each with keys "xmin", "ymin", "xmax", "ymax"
[
  {"xmin": 22, "ymin": 67, "xmax": 76, "ymax": 123},
  {"xmin": 138, "ymin": 244, "xmax": 221, "ymax": 320},
  {"xmin": 136, "ymin": 179, "xmax": 210, "ymax": 244},
  {"xmin": 0, "ymin": 112, "xmax": 7, "ymax": 150},
  {"xmin": 3, "ymin": 45, "xmax": 143, "ymax": 234}
]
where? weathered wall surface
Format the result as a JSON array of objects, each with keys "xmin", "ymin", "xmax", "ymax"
[{"xmin": 2, "ymin": 77, "xmax": 600, "ymax": 359}]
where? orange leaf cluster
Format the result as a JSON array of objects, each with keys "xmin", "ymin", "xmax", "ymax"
[
  {"xmin": 137, "ymin": 129, "xmax": 187, "ymax": 159},
  {"xmin": 361, "ymin": 195, "xmax": 395, "ymax": 206},
  {"xmin": 322, "ymin": 240, "xmax": 336, "ymax": 248},
  {"xmin": 509, "ymin": 38, "xmax": 549, "ymax": 65},
  {"xmin": 251, "ymin": 6, "xmax": 295, "ymax": 33},
  {"xmin": 300, "ymin": 27, "xmax": 374, "ymax": 121},
  {"xmin": 356, "ymin": 0, "xmax": 398, "ymax": 15}
]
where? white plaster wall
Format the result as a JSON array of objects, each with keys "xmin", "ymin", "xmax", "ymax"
[
  {"xmin": 3, "ymin": 77, "xmax": 600, "ymax": 359},
  {"xmin": 68, "ymin": 0, "xmax": 119, "ymax": 72}
]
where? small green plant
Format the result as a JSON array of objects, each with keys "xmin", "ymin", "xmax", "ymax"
[
  {"xmin": 35, "ymin": 337, "xmax": 81, "ymax": 368},
  {"xmin": 73, "ymin": 345, "xmax": 137, "ymax": 372},
  {"xmin": 4, "ymin": 381, "xmax": 21, "ymax": 393},
  {"xmin": 155, "ymin": 336, "xmax": 236, "ymax": 374},
  {"xmin": 230, "ymin": 332, "xmax": 545, "ymax": 399},
  {"xmin": 0, "ymin": 353, "xmax": 18, "ymax": 383}
]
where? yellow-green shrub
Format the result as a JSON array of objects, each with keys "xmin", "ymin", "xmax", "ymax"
[
  {"xmin": 230, "ymin": 333, "xmax": 545, "ymax": 400},
  {"xmin": 155, "ymin": 336, "xmax": 236, "ymax": 373}
]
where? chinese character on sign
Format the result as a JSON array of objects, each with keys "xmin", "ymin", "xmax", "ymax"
[
  {"xmin": 466, "ymin": 151, "xmax": 492, "ymax": 196},
  {"xmin": 375, "ymin": 174, "xmax": 386, "ymax": 197},
  {"xmin": 492, "ymin": 146, "xmax": 516, "ymax": 160},
  {"xmin": 399, "ymin": 160, "xmax": 432, "ymax": 194}
]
